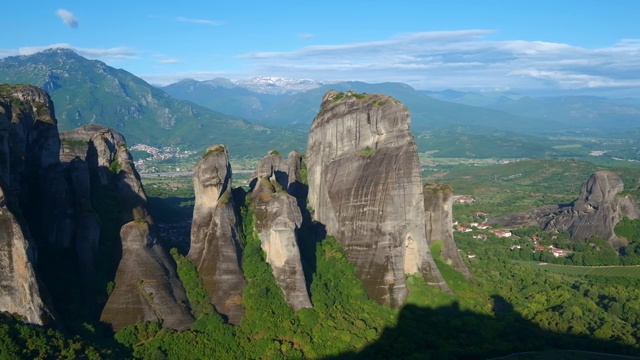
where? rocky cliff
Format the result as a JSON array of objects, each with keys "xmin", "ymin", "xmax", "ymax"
[
  {"xmin": 488, "ymin": 171, "xmax": 639, "ymax": 248},
  {"xmin": 0, "ymin": 85, "xmax": 193, "ymax": 329},
  {"xmin": 249, "ymin": 151, "xmax": 312, "ymax": 311},
  {"xmin": 307, "ymin": 90, "xmax": 448, "ymax": 307},
  {"xmin": 423, "ymin": 183, "xmax": 471, "ymax": 280},
  {"xmin": 0, "ymin": 182, "xmax": 52, "ymax": 325},
  {"xmin": 59, "ymin": 126, "xmax": 195, "ymax": 330},
  {"xmin": 61, "ymin": 124, "xmax": 150, "ymax": 221},
  {"xmin": 0, "ymin": 85, "xmax": 57, "ymax": 324},
  {"xmin": 189, "ymin": 145, "xmax": 245, "ymax": 324},
  {"xmin": 59, "ymin": 124, "xmax": 151, "ymax": 280},
  {"xmin": 100, "ymin": 222, "xmax": 193, "ymax": 330}
]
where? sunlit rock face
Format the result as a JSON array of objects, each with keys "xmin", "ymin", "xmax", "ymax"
[
  {"xmin": 307, "ymin": 90, "xmax": 448, "ymax": 308},
  {"xmin": 189, "ymin": 144, "xmax": 246, "ymax": 324},
  {"xmin": 423, "ymin": 183, "xmax": 471, "ymax": 280},
  {"xmin": 489, "ymin": 171, "xmax": 640, "ymax": 248},
  {"xmin": 100, "ymin": 221, "xmax": 194, "ymax": 331},
  {"xmin": 249, "ymin": 151, "xmax": 312, "ymax": 311}
]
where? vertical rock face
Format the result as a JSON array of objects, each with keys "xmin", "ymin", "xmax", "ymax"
[
  {"xmin": 0, "ymin": 85, "xmax": 66, "ymax": 248},
  {"xmin": 0, "ymin": 183, "xmax": 52, "ymax": 324},
  {"xmin": 250, "ymin": 152, "xmax": 312, "ymax": 311},
  {"xmin": 307, "ymin": 90, "xmax": 448, "ymax": 307},
  {"xmin": 423, "ymin": 183, "xmax": 471, "ymax": 280},
  {"xmin": 189, "ymin": 144, "xmax": 245, "ymax": 324},
  {"xmin": 0, "ymin": 85, "xmax": 57, "ymax": 324},
  {"xmin": 59, "ymin": 125, "xmax": 150, "ymax": 277},
  {"xmin": 488, "ymin": 171, "xmax": 640, "ymax": 248},
  {"xmin": 546, "ymin": 171, "xmax": 639, "ymax": 248},
  {"xmin": 285, "ymin": 150, "xmax": 306, "ymax": 199},
  {"xmin": 61, "ymin": 124, "xmax": 192, "ymax": 330},
  {"xmin": 66, "ymin": 124, "xmax": 149, "ymax": 222},
  {"xmin": 100, "ymin": 222, "xmax": 194, "ymax": 330}
]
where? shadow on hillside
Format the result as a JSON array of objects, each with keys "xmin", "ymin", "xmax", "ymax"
[{"xmin": 326, "ymin": 295, "xmax": 640, "ymax": 360}]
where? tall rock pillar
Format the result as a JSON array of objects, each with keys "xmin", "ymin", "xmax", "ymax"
[
  {"xmin": 424, "ymin": 183, "xmax": 471, "ymax": 280},
  {"xmin": 307, "ymin": 90, "xmax": 448, "ymax": 307},
  {"xmin": 189, "ymin": 145, "xmax": 246, "ymax": 324}
]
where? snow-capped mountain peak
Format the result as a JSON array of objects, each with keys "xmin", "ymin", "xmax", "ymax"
[{"xmin": 235, "ymin": 77, "xmax": 329, "ymax": 94}]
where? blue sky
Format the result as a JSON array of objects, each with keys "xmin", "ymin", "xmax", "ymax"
[{"xmin": 2, "ymin": 1, "xmax": 639, "ymax": 92}]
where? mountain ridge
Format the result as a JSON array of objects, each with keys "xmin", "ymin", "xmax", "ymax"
[{"xmin": 0, "ymin": 49, "xmax": 305, "ymax": 156}]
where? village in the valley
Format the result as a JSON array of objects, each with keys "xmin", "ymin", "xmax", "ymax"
[{"xmin": 452, "ymin": 195, "xmax": 571, "ymax": 261}]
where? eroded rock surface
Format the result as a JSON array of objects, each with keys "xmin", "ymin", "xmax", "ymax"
[
  {"xmin": 100, "ymin": 222, "xmax": 194, "ymax": 330},
  {"xmin": 423, "ymin": 183, "xmax": 471, "ymax": 280},
  {"xmin": 488, "ymin": 171, "xmax": 639, "ymax": 248},
  {"xmin": 60, "ymin": 125, "xmax": 192, "ymax": 330},
  {"xmin": 189, "ymin": 145, "xmax": 245, "ymax": 324},
  {"xmin": 0, "ymin": 183, "xmax": 53, "ymax": 324},
  {"xmin": 60, "ymin": 125, "xmax": 150, "ymax": 277},
  {"xmin": 250, "ymin": 152, "xmax": 312, "ymax": 311},
  {"xmin": 0, "ymin": 85, "xmax": 57, "ymax": 324},
  {"xmin": 307, "ymin": 90, "xmax": 448, "ymax": 307}
]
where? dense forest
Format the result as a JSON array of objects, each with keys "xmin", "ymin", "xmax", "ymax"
[{"xmin": 2, "ymin": 159, "xmax": 640, "ymax": 359}]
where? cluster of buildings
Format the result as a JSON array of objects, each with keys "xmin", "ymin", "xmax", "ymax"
[
  {"xmin": 453, "ymin": 196, "xmax": 571, "ymax": 260},
  {"xmin": 453, "ymin": 214, "xmax": 570, "ymax": 259},
  {"xmin": 130, "ymin": 144, "xmax": 197, "ymax": 172}
]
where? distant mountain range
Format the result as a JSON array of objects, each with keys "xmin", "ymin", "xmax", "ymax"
[
  {"xmin": 165, "ymin": 78, "xmax": 640, "ymax": 134},
  {"xmin": 164, "ymin": 79, "xmax": 551, "ymax": 133},
  {"xmin": 422, "ymin": 89, "xmax": 640, "ymax": 131},
  {"xmin": 0, "ymin": 49, "xmax": 305, "ymax": 156},
  {"xmin": 2, "ymin": 48, "xmax": 640, "ymax": 160}
]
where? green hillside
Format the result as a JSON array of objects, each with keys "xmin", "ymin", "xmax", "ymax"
[{"xmin": 0, "ymin": 49, "xmax": 305, "ymax": 156}]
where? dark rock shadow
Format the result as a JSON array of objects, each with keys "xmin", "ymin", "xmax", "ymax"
[
  {"xmin": 147, "ymin": 196, "xmax": 194, "ymax": 254},
  {"xmin": 290, "ymin": 180, "xmax": 327, "ymax": 293},
  {"xmin": 326, "ymin": 295, "xmax": 640, "ymax": 360}
]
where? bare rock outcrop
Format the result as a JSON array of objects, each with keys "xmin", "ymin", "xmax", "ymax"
[
  {"xmin": 0, "ymin": 85, "xmax": 57, "ymax": 324},
  {"xmin": 60, "ymin": 124, "xmax": 192, "ymax": 330},
  {"xmin": 189, "ymin": 145, "xmax": 245, "ymax": 324},
  {"xmin": 0, "ymin": 182, "xmax": 52, "ymax": 324},
  {"xmin": 307, "ymin": 90, "xmax": 448, "ymax": 307},
  {"xmin": 250, "ymin": 152, "xmax": 312, "ymax": 311},
  {"xmin": 488, "ymin": 171, "xmax": 639, "ymax": 248},
  {"xmin": 62, "ymin": 126, "xmax": 150, "ymax": 214},
  {"xmin": 423, "ymin": 183, "xmax": 471, "ymax": 280},
  {"xmin": 100, "ymin": 222, "xmax": 194, "ymax": 330},
  {"xmin": 59, "ymin": 125, "xmax": 150, "ymax": 276}
]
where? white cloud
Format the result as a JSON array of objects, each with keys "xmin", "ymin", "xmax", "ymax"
[
  {"xmin": 56, "ymin": 9, "xmax": 78, "ymax": 28},
  {"xmin": 235, "ymin": 30, "xmax": 640, "ymax": 90},
  {"xmin": 159, "ymin": 58, "xmax": 180, "ymax": 64},
  {"xmin": 176, "ymin": 16, "xmax": 223, "ymax": 26},
  {"xmin": 298, "ymin": 33, "xmax": 314, "ymax": 40}
]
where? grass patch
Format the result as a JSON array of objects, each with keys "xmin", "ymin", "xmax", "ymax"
[
  {"xmin": 407, "ymin": 241, "xmax": 488, "ymax": 312},
  {"xmin": 516, "ymin": 261, "xmax": 640, "ymax": 278},
  {"xmin": 359, "ymin": 146, "xmax": 376, "ymax": 156},
  {"xmin": 61, "ymin": 139, "xmax": 88, "ymax": 147}
]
